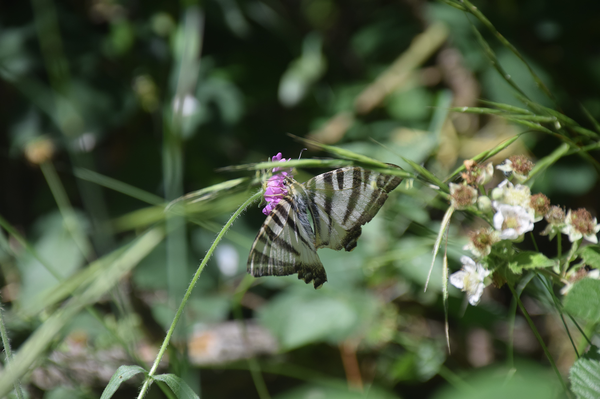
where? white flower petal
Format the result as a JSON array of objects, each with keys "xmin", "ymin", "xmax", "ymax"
[
  {"xmin": 584, "ymin": 233, "xmax": 598, "ymax": 244},
  {"xmin": 468, "ymin": 283, "xmax": 485, "ymax": 306},
  {"xmin": 449, "ymin": 271, "xmax": 467, "ymax": 289}
]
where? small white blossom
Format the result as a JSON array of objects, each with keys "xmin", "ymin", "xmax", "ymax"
[
  {"xmin": 540, "ymin": 206, "xmax": 566, "ymax": 241},
  {"xmin": 449, "ymin": 183, "xmax": 478, "ymax": 210},
  {"xmin": 463, "ymin": 228, "xmax": 500, "ymax": 258},
  {"xmin": 496, "ymin": 156, "xmax": 533, "ymax": 182},
  {"xmin": 461, "ymin": 161, "xmax": 494, "ymax": 186},
  {"xmin": 493, "ymin": 180, "xmax": 532, "ymax": 209},
  {"xmin": 449, "ymin": 256, "xmax": 491, "ymax": 306},
  {"xmin": 561, "ymin": 209, "xmax": 600, "ymax": 243},
  {"xmin": 492, "ymin": 202, "xmax": 534, "ymax": 240}
]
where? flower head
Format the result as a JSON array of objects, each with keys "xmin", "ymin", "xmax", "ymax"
[
  {"xmin": 561, "ymin": 208, "xmax": 600, "ymax": 243},
  {"xmin": 449, "ymin": 256, "xmax": 491, "ymax": 306},
  {"xmin": 540, "ymin": 205, "xmax": 566, "ymax": 240},
  {"xmin": 462, "ymin": 161, "xmax": 494, "ymax": 186},
  {"xmin": 529, "ymin": 193, "xmax": 551, "ymax": 222},
  {"xmin": 464, "ymin": 228, "xmax": 500, "ymax": 258},
  {"xmin": 449, "ymin": 183, "xmax": 478, "ymax": 210},
  {"xmin": 491, "ymin": 179, "xmax": 532, "ymax": 209},
  {"xmin": 492, "ymin": 202, "xmax": 534, "ymax": 240},
  {"xmin": 262, "ymin": 152, "xmax": 292, "ymax": 215},
  {"xmin": 496, "ymin": 155, "xmax": 534, "ymax": 182}
]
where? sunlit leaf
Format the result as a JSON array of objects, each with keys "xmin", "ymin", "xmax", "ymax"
[
  {"xmin": 259, "ymin": 289, "xmax": 377, "ymax": 350},
  {"xmin": 507, "ymin": 251, "xmax": 557, "ymax": 275},
  {"xmin": 579, "ymin": 246, "xmax": 600, "ymax": 269},
  {"xmin": 100, "ymin": 365, "xmax": 147, "ymax": 399},
  {"xmin": 563, "ymin": 279, "xmax": 600, "ymax": 324},
  {"xmin": 431, "ymin": 363, "xmax": 561, "ymax": 399},
  {"xmin": 569, "ymin": 345, "xmax": 600, "ymax": 399},
  {"xmin": 153, "ymin": 374, "xmax": 200, "ymax": 399}
]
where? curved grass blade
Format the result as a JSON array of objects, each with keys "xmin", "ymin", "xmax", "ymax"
[
  {"xmin": 74, "ymin": 168, "xmax": 165, "ymax": 206},
  {"xmin": 525, "ymin": 143, "xmax": 570, "ymax": 182},
  {"xmin": 153, "ymin": 374, "xmax": 200, "ymax": 399},
  {"xmin": 0, "ymin": 227, "xmax": 165, "ymax": 397},
  {"xmin": 100, "ymin": 365, "xmax": 148, "ymax": 399}
]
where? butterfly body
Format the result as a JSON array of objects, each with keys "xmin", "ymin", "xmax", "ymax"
[{"xmin": 247, "ymin": 165, "xmax": 402, "ymax": 288}]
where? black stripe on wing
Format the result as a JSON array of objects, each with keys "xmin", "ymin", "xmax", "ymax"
[{"xmin": 247, "ymin": 197, "xmax": 328, "ymax": 288}]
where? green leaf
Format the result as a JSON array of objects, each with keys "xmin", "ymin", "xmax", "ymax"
[
  {"xmin": 153, "ymin": 374, "xmax": 200, "ymax": 399},
  {"xmin": 580, "ymin": 246, "xmax": 600, "ymax": 269},
  {"xmin": 507, "ymin": 251, "xmax": 557, "ymax": 274},
  {"xmin": 431, "ymin": 362, "xmax": 561, "ymax": 399},
  {"xmin": 100, "ymin": 365, "xmax": 147, "ymax": 399},
  {"xmin": 563, "ymin": 279, "xmax": 600, "ymax": 324},
  {"xmin": 569, "ymin": 345, "xmax": 600, "ymax": 399},
  {"xmin": 17, "ymin": 211, "xmax": 88, "ymax": 310},
  {"xmin": 259, "ymin": 289, "xmax": 377, "ymax": 350}
]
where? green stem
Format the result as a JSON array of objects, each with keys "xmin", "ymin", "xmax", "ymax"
[
  {"xmin": 507, "ymin": 296, "xmax": 517, "ymax": 368},
  {"xmin": 529, "ymin": 232, "xmax": 539, "ymax": 252},
  {"xmin": 507, "ymin": 284, "xmax": 571, "ymax": 397},
  {"xmin": 232, "ymin": 275, "xmax": 271, "ymax": 399},
  {"xmin": 0, "ymin": 303, "xmax": 25, "ymax": 399},
  {"xmin": 537, "ymin": 276, "xmax": 579, "ymax": 358},
  {"xmin": 557, "ymin": 233, "xmax": 562, "ymax": 260},
  {"xmin": 137, "ymin": 191, "xmax": 262, "ymax": 398}
]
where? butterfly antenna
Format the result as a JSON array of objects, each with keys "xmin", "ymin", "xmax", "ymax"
[{"xmin": 298, "ymin": 148, "xmax": 308, "ymax": 160}]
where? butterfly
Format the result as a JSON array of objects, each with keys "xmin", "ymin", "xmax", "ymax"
[{"xmin": 247, "ymin": 164, "xmax": 402, "ymax": 288}]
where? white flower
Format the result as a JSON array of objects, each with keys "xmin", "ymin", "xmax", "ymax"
[
  {"xmin": 540, "ymin": 205, "xmax": 566, "ymax": 241},
  {"xmin": 492, "ymin": 180, "xmax": 532, "ymax": 209},
  {"xmin": 461, "ymin": 161, "xmax": 494, "ymax": 186},
  {"xmin": 561, "ymin": 209, "xmax": 600, "ymax": 243},
  {"xmin": 496, "ymin": 156, "xmax": 533, "ymax": 182},
  {"xmin": 449, "ymin": 256, "xmax": 491, "ymax": 306},
  {"xmin": 492, "ymin": 202, "xmax": 534, "ymax": 240},
  {"xmin": 463, "ymin": 228, "xmax": 500, "ymax": 258},
  {"xmin": 449, "ymin": 183, "xmax": 478, "ymax": 210}
]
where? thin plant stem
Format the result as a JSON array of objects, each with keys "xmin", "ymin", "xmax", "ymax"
[
  {"xmin": 232, "ymin": 275, "xmax": 271, "ymax": 399},
  {"xmin": 507, "ymin": 296, "xmax": 517, "ymax": 369},
  {"xmin": 507, "ymin": 284, "xmax": 571, "ymax": 397},
  {"xmin": 529, "ymin": 232, "xmax": 539, "ymax": 252},
  {"xmin": 137, "ymin": 191, "xmax": 262, "ymax": 398},
  {"xmin": 537, "ymin": 275, "xmax": 579, "ymax": 358},
  {"xmin": 0, "ymin": 302, "xmax": 25, "ymax": 399},
  {"xmin": 557, "ymin": 233, "xmax": 562, "ymax": 259},
  {"xmin": 437, "ymin": 365, "xmax": 473, "ymax": 394}
]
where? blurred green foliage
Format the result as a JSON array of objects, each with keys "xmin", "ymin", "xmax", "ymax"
[{"xmin": 1, "ymin": 0, "xmax": 600, "ymax": 398}]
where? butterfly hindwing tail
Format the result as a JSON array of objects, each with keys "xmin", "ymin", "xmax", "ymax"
[{"xmin": 247, "ymin": 164, "xmax": 402, "ymax": 289}]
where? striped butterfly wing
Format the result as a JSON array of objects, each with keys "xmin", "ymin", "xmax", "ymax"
[
  {"xmin": 299, "ymin": 165, "xmax": 402, "ymax": 252},
  {"xmin": 247, "ymin": 196, "xmax": 328, "ymax": 288}
]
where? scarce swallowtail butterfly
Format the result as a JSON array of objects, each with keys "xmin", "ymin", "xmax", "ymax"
[{"xmin": 247, "ymin": 157, "xmax": 402, "ymax": 289}]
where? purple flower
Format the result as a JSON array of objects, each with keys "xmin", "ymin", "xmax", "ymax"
[{"xmin": 262, "ymin": 153, "xmax": 292, "ymax": 215}]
